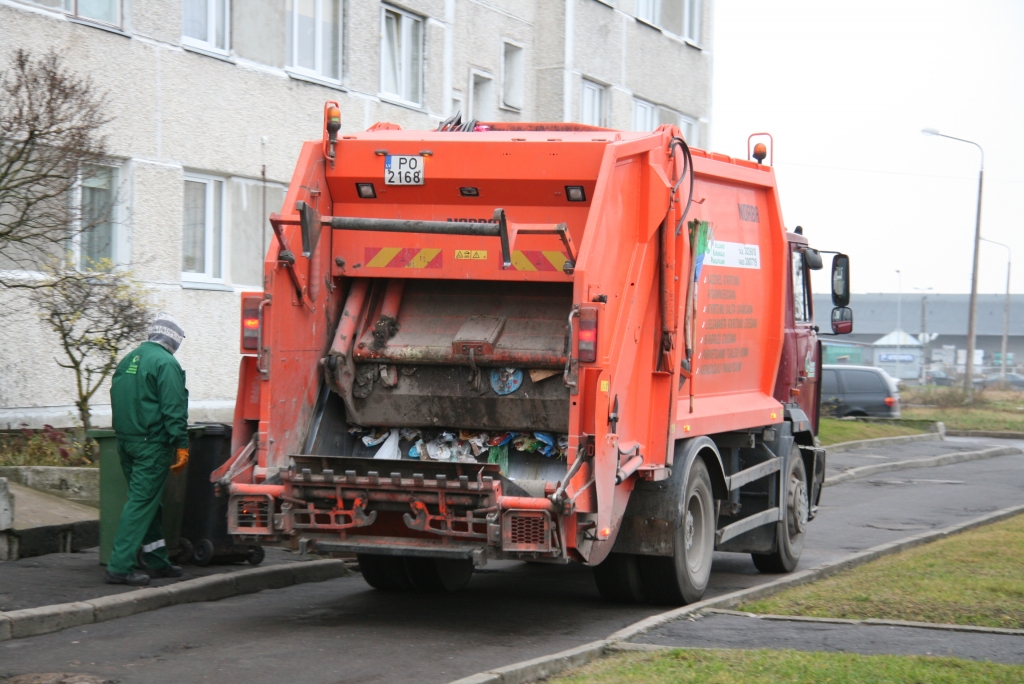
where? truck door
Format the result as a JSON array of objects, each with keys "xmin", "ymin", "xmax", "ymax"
[{"xmin": 790, "ymin": 246, "xmax": 819, "ymax": 426}]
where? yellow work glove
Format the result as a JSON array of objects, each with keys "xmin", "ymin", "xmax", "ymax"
[{"xmin": 171, "ymin": 448, "xmax": 189, "ymax": 474}]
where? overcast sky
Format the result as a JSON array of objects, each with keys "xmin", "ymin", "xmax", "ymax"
[{"xmin": 710, "ymin": 0, "xmax": 1024, "ymax": 296}]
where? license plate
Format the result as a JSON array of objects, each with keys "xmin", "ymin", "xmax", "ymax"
[{"xmin": 384, "ymin": 155, "xmax": 424, "ymax": 185}]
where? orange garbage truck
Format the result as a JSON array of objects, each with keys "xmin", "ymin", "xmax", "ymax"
[{"xmin": 217, "ymin": 104, "xmax": 853, "ymax": 604}]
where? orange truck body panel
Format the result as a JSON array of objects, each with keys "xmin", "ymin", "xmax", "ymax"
[{"xmin": 226, "ymin": 111, "xmax": 825, "ymax": 571}]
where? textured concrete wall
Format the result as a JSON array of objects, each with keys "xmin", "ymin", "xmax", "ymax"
[{"xmin": 1, "ymin": 0, "xmax": 713, "ymax": 426}]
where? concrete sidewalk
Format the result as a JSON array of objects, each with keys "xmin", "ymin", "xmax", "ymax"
[
  {"xmin": 630, "ymin": 611, "xmax": 1024, "ymax": 665},
  {"xmin": 1, "ymin": 481, "xmax": 98, "ymax": 561},
  {"xmin": 825, "ymin": 437, "xmax": 1012, "ymax": 481}
]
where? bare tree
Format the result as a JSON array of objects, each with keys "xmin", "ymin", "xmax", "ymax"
[
  {"xmin": 31, "ymin": 262, "xmax": 153, "ymax": 435},
  {"xmin": 0, "ymin": 49, "xmax": 112, "ymax": 286}
]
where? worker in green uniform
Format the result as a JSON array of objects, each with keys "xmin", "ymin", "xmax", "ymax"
[{"xmin": 105, "ymin": 312, "xmax": 190, "ymax": 586}]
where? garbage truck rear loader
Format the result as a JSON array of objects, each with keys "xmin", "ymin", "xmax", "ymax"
[{"xmin": 217, "ymin": 105, "xmax": 853, "ymax": 604}]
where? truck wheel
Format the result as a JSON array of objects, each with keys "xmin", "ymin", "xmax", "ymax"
[
  {"xmin": 638, "ymin": 457, "xmax": 714, "ymax": 605},
  {"xmin": 592, "ymin": 553, "xmax": 646, "ymax": 603},
  {"xmin": 404, "ymin": 557, "xmax": 475, "ymax": 592},
  {"xmin": 752, "ymin": 447, "xmax": 808, "ymax": 573},
  {"xmin": 357, "ymin": 553, "xmax": 414, "ymax": 591}
]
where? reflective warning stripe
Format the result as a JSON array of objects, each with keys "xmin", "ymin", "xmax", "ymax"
[
  {"xmin": 364, "ymin": 247, "xmax": 443, "ymax": 268},
  {"xmin": 141, "ymin": 539, "xmax": 166, "ymax": 553},
  {"xmin": 510, "ymin": 250, "xmax": 569, "ymax": 272}
]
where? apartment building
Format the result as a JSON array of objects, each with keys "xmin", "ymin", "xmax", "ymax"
[{"xmin": 0, "ymin": 0, "xmax": 713, "ymax": 428}]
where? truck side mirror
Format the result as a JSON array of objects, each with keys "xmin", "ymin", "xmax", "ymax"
[
  {"xmin": 803, "ymin": 248, "xmax": 823, "ymax": 270},
  {"xmin": 831, "ymin": 306, "xmax": 853, "ymax": 334},
  {"xmin": 831, "ymin": 254, "xmax": 850, "ymax": 307}
]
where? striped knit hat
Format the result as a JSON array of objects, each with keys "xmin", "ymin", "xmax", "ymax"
[{"xmin": 149, "ymin": 312, "xmax": 185, "ymax": 354}]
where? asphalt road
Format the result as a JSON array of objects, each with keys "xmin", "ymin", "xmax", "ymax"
[{"xmin": 2, "ymin": 440, "xmax": 1023, "ymax": 684}]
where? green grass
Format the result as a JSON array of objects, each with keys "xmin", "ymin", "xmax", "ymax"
[
  {"xmin": 740, "ymin": 513, "xmax": 1024, "ymax": 629},
  {"xmin": 903, "ymin": 407, "xmax": 1024, "ymax": 432},
  {"xmin": 548, "ymin": 648, "xmax": 1024, "ymax": 684},
  {"xmin": 901, "ymin": 388, "xmax": 1024, "ymax": 432},
  {"xmin": 817, "ymin": 417, "xmax": 926, "ymax": 446}
]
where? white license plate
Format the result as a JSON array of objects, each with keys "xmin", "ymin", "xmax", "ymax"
[{"xmin": 384, "ymin": 155, "xmax": 424, "ymax": 185}]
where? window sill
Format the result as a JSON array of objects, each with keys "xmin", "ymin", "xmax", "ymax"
[
  {"xmin": 182, "ymin": 43, "xmax": 235, "ymax": 63},
  {"xmin": 377, "ymin": 93, "xmax": 426, "ymax": 112},
  {"xmin": 499, "ymin": 103, "xmax": 523, "ymax": 114},
  {"xmin": 286, "ymin": 69, "xmax": 346, "ymax": 91},
  {"xmin": 181, "ymin": 280, "xmax": 233, "ymax": 292},
  {"xmin": 683, "ymin": 38, "xmax": 703, "ymax": 51},
  {"xmin": 635, "ymin": 17, "xmax": 663, "ymax": 33},
  {"xmin": 67, "ymin": 16, "xmax": 130, "ymax": 38}
]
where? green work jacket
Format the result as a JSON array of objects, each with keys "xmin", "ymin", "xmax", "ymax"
[{"xmin": 110, "ymin": 341, "xmax": 189, "ymax": 449}]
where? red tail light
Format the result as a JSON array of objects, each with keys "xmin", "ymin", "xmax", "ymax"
[
  {"xmin": 578, "ymin": 307, "xmax": 598, "ymax": 363},
  {"xmin": 241, "ymin": 295, "xmax": 261, "ymax": 352},
  {"xmin": 885, "ymin": 396, "xmax": 898, "ymax": 407}
]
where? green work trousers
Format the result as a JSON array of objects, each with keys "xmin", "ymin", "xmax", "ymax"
[{"xmin": 108, "ymin": 439, "xmax": 173, "ymax": 574}]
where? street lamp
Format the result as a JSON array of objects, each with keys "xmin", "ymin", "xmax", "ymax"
[
  {"xmin": 914, "ymin": 286, "xmax": 934, "ymax": 383},
  {"xmin": 922, "ymin": 128, "xmax": 985, "ymax": 397},
  {"xmin": 981, "ymin": 238, "xmax": 1011, "ymax": 380}
]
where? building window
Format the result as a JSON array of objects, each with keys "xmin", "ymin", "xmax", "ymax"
[
  {"xmin": 581, "ymin": 79, "xmax": 606, "ymax": 127},
  {"xmin": 501, "ymin": 42, "xmax": 524, "ymax": 110},
  {"xmin": 450, "ymin": 91, "xmax": 464, "ymax": 118},
  {"xmin": 63, "ymin": 0, "xmax": 120, "ymax": 27},
  {"xmin": 182, "ymin": 0, "xmax": 229, "ymax": 54},
  {"xmin": 678, "ymin": 113, "xmax": 698, "ymax": 146},
  {"xmin": 286, "ymin": 0, "xmax": 342, "ymax": 82},
  {"xmin": 684, "ymin": 0, "xmax": 702, "ymax": 44},
  {"xmin": 636, "ymin": 0, "xmax": 661, "ymax": 25},
  {"xmin": 182, "ymin": 175, "xmax": 224, "ymax": 282},
  {"xmin": 471, "ymin": 71, "xmax": 495, "ymax": 121},
  {"xmin": 71, "ymin": 165, "xmax": 118, "ymax": 271},
  {"xmin": 381, "ymin": 6, "xmax": 423, "ymax": 106},
  {"xmin": 632, "ymin": 99, "xmax": 656, "ymax": 131}
]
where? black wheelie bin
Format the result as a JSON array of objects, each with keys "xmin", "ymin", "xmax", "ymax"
[{"xmin": 179, "ymin": 422, "xmax": 264, "ymax": 566}]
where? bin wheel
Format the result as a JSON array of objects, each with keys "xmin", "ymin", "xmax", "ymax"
[
  {"xmin": 193, "ymin": 538, "xmax": 215, "ymax": 567},
  {"xmin": 176, "ymin": 538, "xmax": 195, "ymax": 565},
  {"xmin": 752, "ymin": 446, "xmax": 808, "ymax": 574},
  {"xmin": 357, "ymin": 553, "xmax": 414, "ymax": 591},
  {"xmin": 246, "ymin": 545, "xmax": 265, "ymax": 566}
]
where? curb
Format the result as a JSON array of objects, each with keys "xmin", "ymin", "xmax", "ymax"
[
  {"xmin": 825, "ymin": 431, "xmax": 941, "ymax": 453},
  {"xmin": 0, "ymin": 559, "xmax": 347, "ymax": 642},
  {"xmin": 450, "ymin": 503, "xmax": 1024, "ymax": 683},
  {"xmin": 705, "ymin": 608, "xmax": 1024, "ymax": 637},
  {"xmin": 824, "ymin": 445, "xmax": 1021, "ymax": 487},
  {"xmin": 946, "ymin": 429, "xmax": 1024, "ymax": 439}
]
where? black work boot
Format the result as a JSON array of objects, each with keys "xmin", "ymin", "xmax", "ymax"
[
  {"xmin": 148, "ymin": 564, "xmax": 183, "ymax": 579},
  {"xmin": 105, "ymin": 569, "xmax": 151, "ymax": 586}
]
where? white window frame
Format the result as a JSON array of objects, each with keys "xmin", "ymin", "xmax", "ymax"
[
  {"xmin": 63, "ymin": 0, "xmax": 122, "ymax": 28},
  {"xmin": 500, "ymin": 40, "xmax": 525, "ymax": 111},
  {"xmin": 635, "ymin": 0, "xmax": 661, "ymax": 26},
  {"xmin": 450, "ymin": 90, "xmax": 465, "ymax": 118},
  {"xmin": 69, "ymin": 163, "xmax": 121, "ymax": 272},
  {"xmin": 380, "ymin": 5, "xmax": 424, "ymax": 107},
  {"xmin": 181, "ymin": 173, "xmax": 226, "ymax": 284},
  {"xmin": 469, "ymin": 69, "xmax": 496, "ymax": 121},
  {"xmin": 632, "ymin": 99, "xmax": 657, "ymax": 132},
  {"xmin": 182, "ymin": 0, "xmax": 231, "ymax": 56},
  {"xmin": 678, "ymin": 113, "xmax": 699, "ymax": 146},
  {"xmin": 683, "ymin": 0, "xmax": 702, "ymax": 45},
  {"xmin": 580, "ymin": 79, "xmax": 607, "ymax": 128},
  {"xmin": 286, "ymin": 0, "xmax": 344, "ymax": 85}
]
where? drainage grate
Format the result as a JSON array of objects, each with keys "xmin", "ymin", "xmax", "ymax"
[{"xmin": 502, "ymin": 510, "xmax": 551, "ymax": 552}]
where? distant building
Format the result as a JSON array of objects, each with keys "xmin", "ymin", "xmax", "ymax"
[
  {"xmin": 814, "ymin": 293, "xmax": 1023, "ymax": 373},
  {"xmin": 872, "ymin": 330, "xmax": 922, "ymax": 381}
]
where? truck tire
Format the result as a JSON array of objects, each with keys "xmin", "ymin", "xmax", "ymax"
[
  {"xmin": 592, "ymin": 553, "xmax": 646, "ymax": 603},
  {"xmin": 637, "ymin": 457, "xmax": 715, "ymax": 605},
  {"xmin": 752, "ymin": 446, "xmax": 808, "ymax": 573},
  {"xmin": 357, "ymin": 553, "xmax": 414, "ymax": 591},
  {"xmin": 405, "ymin": 557, "xmax": 475, "ymax": 592}
]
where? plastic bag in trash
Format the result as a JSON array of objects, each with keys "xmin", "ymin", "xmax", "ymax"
[
  {"xmin": 558, "ymin": 434, "xmax": 569, "ymax": 458},
  {"xmin": 372, "ymin": 429, "xmax": 401, "ymax": 459},
  {"xmin": 361, "ymin": 427, "xmax": 390, "ymax": 446},
  {"xmin": 512, "ymin": 434, "xmax": 541, "ymax": 452},
  {"xmin": 533, "ymin": 432, "xmax": 556, "ymax": 457},
  {"xmin": 425, "ymin": 438, "xmax": 453, "ymax": 461},
  {"xmin": 409, "ymin": 439, "xmax": 426, "ymax": 459},
  {"xmin": 488, "ymin": 432, "xmax": 515, "ymax": 447},
  {"xmin": 400, "ymin": 428, "xmax": 421, "ymax": 442},
  {"xmin": 461, "ymin": 431, "xmax": 490, "ymax": 456},
  {"xmin": 490, "ymin": 367, "xmax": 523, "ymax": 395},
  {"xmin": 452, "ymin": 440, "xmax": 474, "ymax": 462},
  {"xmin": 488, "ymin": 443, "xmax": 509, "ymax": 474}
]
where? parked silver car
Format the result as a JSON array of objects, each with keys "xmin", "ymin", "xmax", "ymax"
[{"xmin": 821, "ymin": 365, "xmax": 901, "ymax": 418}]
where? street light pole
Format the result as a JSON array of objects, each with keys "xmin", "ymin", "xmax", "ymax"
[
  {"xmin": 914, "ymin": 286, "xmax": 934, "ymax": 383},
  {"xmin": 896, "ymin": 269, "xmax": 902, "ymax": 381},
  {"xmin": 922, "ymin": 129, "xmax": 984, "ymax": 398},
  {"xmin": 981, "ymin": 238, "xmax": 1012, "ymax": 380}
]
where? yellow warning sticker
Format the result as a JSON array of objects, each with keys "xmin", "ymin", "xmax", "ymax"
[
  {"xmin": 455, "ymin": 250, "xmax": 488, "ymax": 260},
  {"xmin": 600, "ymin": 380, "xmax": 609, "ymax": 392}
]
